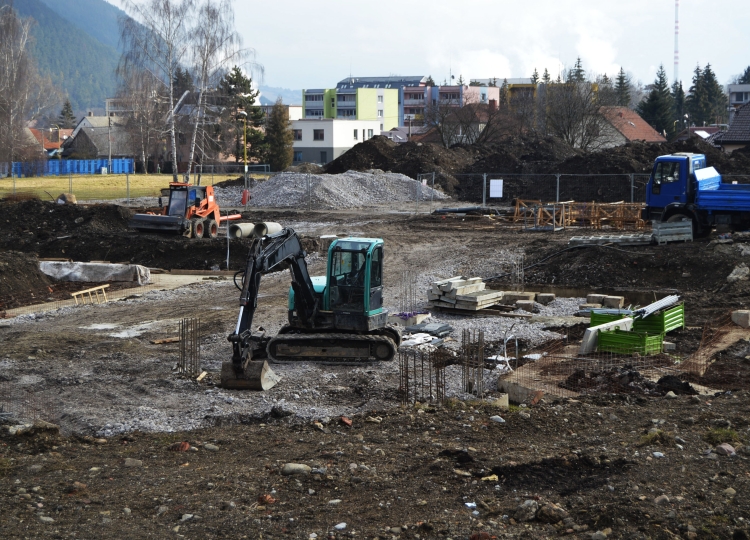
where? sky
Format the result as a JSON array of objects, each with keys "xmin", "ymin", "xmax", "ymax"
[{"xmin": 111, "ymin": 0, "xmax": 750, "ymax": 92}]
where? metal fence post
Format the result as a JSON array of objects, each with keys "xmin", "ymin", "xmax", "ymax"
[
  {"xmin": 12, "ymin": 172, "xmax": 16, "ymax": 195},
  {"xmin": 555, "ymin": 174, "xmax": 560, "ymax": 203},
  {"xmin": 630, "ymin": 173, "xmax": 634, "ymax": 203},
  {"xmin": 482, "ymin": 173, "xmax": 487, "ymax": 207},
  {"xmin": 431, "ymin": 172, "xmax": 435, "ymax": 214},
  {"xmin": 226, "ymin": 210, "xmax": 230, "ymax": 269},
  {"xmin": 126, "ymin": 173, "xmax": 130, "ymax": 203},
  {"xmin": 308, "ymin": 173, "xmax": 311, "ymax": 212},
  {"xmin": 69, "ymin": 172, "xmax": 72, "ymax": 194}
]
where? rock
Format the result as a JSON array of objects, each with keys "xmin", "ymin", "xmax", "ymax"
[
  {"xmin": 728, "ymin": 263, "xmax": 750, "ymax": 283},
  {"xmin": 591, "ymin": 532, "xmax": 607, "ymax": 540},
  {"xmin": 724, "ymin": 487, "xmax": 737, "ymax": 497},
  {"xmin": 181, "ymin": 514, "xmax": 193, "ymax": 521},
  {"xmin": 390, "ymin": 526, "xmax": 403, "ymax": 534},
  {"xmin": 665, "ymin": 391, "xmax": 677, "ymax": 399},
  {"xmin": 514, "ymin": 499, "xmax": 538, "ymax": 522},
  {"xmin": 653, "ymin": 452, "xmax": 665, "ymax": 458},
  {"xmin": 519, "ymin": 412, "xmax": 531, "ymax": 420},
  {"xmin": 281, "ymin": 463, "xmax": 312, "ymax": 476},
  {"xmin": 536, "ymin": 502, "xmax": 569, "ymax": 523},
  {"xmin": 715, "ymin": 443, "xmax": 736, "ymax": 456},
  {"xmin": 156, "ymin": 505, "xmax": 168, "ymax": 515},
  {"xmin": 38, "ymin": 516, "xmax": 55, "ymax": 524},
  {"xmin": 28, "ymin": 464, "xmax": 43, "ymax": 473},
  {"xmin": 8, "ymin": 424, "xmax": 33, "ymax": 436},
  {"xmin": 654, "ymin": 494, "xmax": 670, "ymax": 505},
  {"xmin": 203, "ymin": 443, "xmax": 219, "ymax": 452},
  {"xmin": 123, "ymin": 508, "xmax": 131, "ymax": 515},
  {"xmin": 328, "ymin": 499, "xmax": 342, "ymax": 505},
  {"xmin": 489, "ymin": 415, "xmax": 505, "ymax": 423},
  {"xmin": 334, "ymin": 522, "xmax": 347, "ymax": 530},
  {"xmin": 123, "ymin": 458, "xmax": 142, "ymax": 467}
]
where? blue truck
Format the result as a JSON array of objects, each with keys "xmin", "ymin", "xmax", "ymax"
[{"xmin": 642, "ymin": 152, "xmax": 750, "ymax": 236}]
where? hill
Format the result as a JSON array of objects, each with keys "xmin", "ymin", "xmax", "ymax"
[
  {"xmin": 37, "ymin": 0, "xmax": 126, "ymax": 51},
  {"xmin": 3, "ymin": 0, "xmax": 119, "ymax": 111},
  {"xmin": 259, "ymin": 85, "xmax": 303, "ymax": 105}
]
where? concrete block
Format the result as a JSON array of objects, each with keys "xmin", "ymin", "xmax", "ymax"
[
  {"xmin": 579, "ymin": 317, "xmax": 634, "ymax": 355},
  {"xmin": 388, "ymin": 313, "xmax": 430, "ymax": 327},
  {"xmin": 662, "ymin": 341, "xmax": 676, "ymax": 352},
  {"xmin": 602, "ymin": 296, "xmax": 625, "ymax": 308},
  {"xmin": 579, "ymin": 303, "xmax": 602, "ymax": 310},
  {"xmin": 535, "ymin": 293, "xmax": 556, "ymax": 305},
  {"xmin": 501, "ymin": 292, "xmax": 535, "ymax": 304},
  {"xmin": 497, "ymin": 380, "xmax": 543, "ymax": 405},
  {"xmin": 732, "ymin": 310, "xmax": 750, "ymax": 328},
  {"xmin": 587, "ymin": 293, "xmax": 606, "ymax": 304},
  {"xmin": 516, "ymin": 300, "xmax": 535, "ymax": 313},
  {"xmin": 492, "ymin": 394, "xmax": 509, "ymax": 409}
]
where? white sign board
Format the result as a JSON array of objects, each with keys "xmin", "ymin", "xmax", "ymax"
[{"xmin": 489, "ymin": 179, "xmax": 503, "ymax": 198}]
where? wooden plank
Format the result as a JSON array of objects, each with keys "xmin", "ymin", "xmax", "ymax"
[
  {"xmin": 445, "ymin": 283, "xmax": 486, "ymax": 298},
  {"xmin": 150, "ymin": 337, "xmax": 180, "ymax": 345},
  {"xmin": 196, "ymin": 371, "xmax": 208, "ymax": 382},
  {"xmin": 432, "ymin": 276, "xmax": 464, "ymax": 286},
  {"xmin": 429, "ymin": 304, "xmax": 532, "ymax": 319}
]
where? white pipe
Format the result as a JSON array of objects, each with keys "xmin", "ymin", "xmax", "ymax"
[
  {"xmin": 228, "ymin": 223, "xmax": 255, "ymax": 239},
  {"xmin": 253, "ymin": 222, "xmax": 282, "ymax": 237}
]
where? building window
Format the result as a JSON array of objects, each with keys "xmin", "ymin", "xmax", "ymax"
[
  {"xmin": 377, "ymin": 110, "xmax": 383, "ymax": 117},
  {"xmin": 377, "ymin": 95, "xmax": 383, "ymax": 103},
  {"xmin": 353, "ymin": 129, "xmax": 358, "ymax": 140},
  {"xmin": 380, "ymin": 124, "xmax": 383, "ymax": 131},
  {"xmin": 305, "ymin": 109, "xmax": 323, "ymax": 118},
  {"xmin": 293, "ymin": 129, "xmax": 302, "ymax": 141},
  {"xmin": 305, "ymin": 94, "xmax": 323, "ymax": 101},
  {"xmin": 331, "ymin": 98, "xmax": 335, "ymax": 107},
  {"xmin": 337, "ymin": 109, "xmax": 356, "ymax": 118},
  {"xmin": 294, "ymin": 151, "xmax": 303, "ymax": 162},
  {"xmin": 313, "ymin": 129, "xmax": 324, "ymax": 141},
  {"xmin": 320, "ymin": 151, "xmax": 327, "ymax": 164},
  {"xmin": 367, "ymin": 129, "xmax": 373, "ymax": 139}
]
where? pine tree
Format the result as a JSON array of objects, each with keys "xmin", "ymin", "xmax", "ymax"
[
  {"xmin": 488, "ymin": 77, "xmax": 497, "ymax": 87},
  {"xmin": 58, "ymin": 99, "xmax": 76, "ymax": 129},
  {"xmin": 457, "ymin": 74, "xmax": 465, "ymax": 85},
  {"xmin": 569, "ymin": 57, "xmax": 586, "ymax": 82},
  {"xmin": 542, "ymin": 68, "xmax": 551, "ymax": 84},
  {"xmin": 738, "ymin": 66, "xmax": 750, "ymax": 84},
  {"xmin": 425, "ymin": 75, "xmax": 435, "ymax": 86},
  {"xmin": 636, "ymin": 65, "xmax": 674, "ymax": 138},
  {"xmin": 615, "ymin": 67, "xmax": 631, "ymax": 107},
  {"xmin": 217, "ymin": 66, "xmax": 265, "ymax": 162},
  {"xmin": 531, "ymin": 68, "xmax": 539, "ymax": 85},
  {"xmin": 702, "ymin": 64, "xmax": 727, "ymax": 124},
  {"xmin": 685, "ymin": 64, "xmax": 726, "ymax": 126},
  {"xmin": 265, "ymin": 98, "xmax": 293, "ymax": 172},
  {"xmin": 499, "ymin": 79, "xmax": 509, "ymax": 105},
  {"xmin": 597, "ymin": 74, "xmax": 617, "ymax": 106},
  {"xmin": 671, "ymin": 81, "xmax": 686, "ymax": 131},
  {"xmin": 173, "ymin": 67, "xmax": 194, "ymax": 97}
]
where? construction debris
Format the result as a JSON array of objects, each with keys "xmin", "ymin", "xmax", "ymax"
[{"xmin": 427, "ymin": 276, "xmax": 503, "ymax": 311}]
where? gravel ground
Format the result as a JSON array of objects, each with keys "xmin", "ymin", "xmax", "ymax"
[{"xmin": 213, "ymin": 170, "xmax": 447, "ymax": 209}]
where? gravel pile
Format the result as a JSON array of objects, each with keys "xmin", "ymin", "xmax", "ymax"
[{"xmin": 213, "ymin": 170, "xmax": 447, "ymax": 209}]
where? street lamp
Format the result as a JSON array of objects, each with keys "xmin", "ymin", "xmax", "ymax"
[{"xmin": 237, "ymin": 110, "xmax": 248, "ymax": 187}]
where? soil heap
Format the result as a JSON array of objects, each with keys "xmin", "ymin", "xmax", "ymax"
[{"xmin": 0, "ymin": 251, "xmax": 50, "ymax": 311}]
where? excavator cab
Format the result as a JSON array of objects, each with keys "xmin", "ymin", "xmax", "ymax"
[{"xmin": 326, "ymin": 239, "xmax": 384, "ymax": 323}]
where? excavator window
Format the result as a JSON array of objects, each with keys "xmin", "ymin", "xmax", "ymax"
[
  {"xmin": 329, "ymin": 248, "xmax": 367, "ymax": 311},
  {"xmin": 371, "ymin": 247, "xmax": 382, "ymax": 287}
]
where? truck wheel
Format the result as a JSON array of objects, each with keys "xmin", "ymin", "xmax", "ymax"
[
  {"xmin": 192, "ymin": 219, "xmax": 205, "ymax": 239},
  {"xmin": 205, "ymin": 219, "xmax": 218, "ymax": 239},
  {"xmin": 665, "ymin": 213, "xmax": 705, "ymax": 237},
  {"xmin": 666, "ymin": 214, "xmax": 689, "ymax": 223}
]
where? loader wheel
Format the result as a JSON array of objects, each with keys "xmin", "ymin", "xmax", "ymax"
[
  {"xmin": 192, "ymin": 219, "xmax": 205, "ymax": 239},
  {"xmin": 205, "ymin": 219, "xmax": 218, "ymax": 239}
]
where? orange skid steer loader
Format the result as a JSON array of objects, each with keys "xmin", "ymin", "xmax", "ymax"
[{"xmin": 129, "ymin": 183, "xmax": 222, "ymax": 239}]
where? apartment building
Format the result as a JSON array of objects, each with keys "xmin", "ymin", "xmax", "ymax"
[
  {"xmin": 302, "ymin": 87, "xmax": 399, "ymax": 131},
  {"xmin": 728, "ymin": 84, "xmax": 750, "ymax": 124},
  {"xmin": 291, "ymin": 118, "xmax": 382, "ymax": 165},
  {"xmin": 403, "ymin": 85, "xmax": 501, "ymax": 120}
]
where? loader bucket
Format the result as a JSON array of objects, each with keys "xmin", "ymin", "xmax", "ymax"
[
  {"xmin": 219, "ymin": 360, "xmax": 280, "ymax": 390},
  {"xmin": 129, "ymin": 213, "xmax": 186, "ymax": 233}
]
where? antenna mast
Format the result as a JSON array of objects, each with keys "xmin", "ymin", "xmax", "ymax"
[{"xmin": 674, "ymin": 0, "xmax": 679, "ymax": 84}]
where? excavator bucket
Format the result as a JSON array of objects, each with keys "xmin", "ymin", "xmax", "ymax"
[{"xmin": 219, "ymin": 360, "xmax": 280, "ymax": 391}]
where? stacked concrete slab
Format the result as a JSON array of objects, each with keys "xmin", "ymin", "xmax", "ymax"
[{"xmin": 427, "ymin": 277, "xmax": 503, "ymax": 311}]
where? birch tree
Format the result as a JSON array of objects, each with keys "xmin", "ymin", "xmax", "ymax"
[{"xmin": 120, "ymin": 0, "xmax": 195, "ymax": 180}]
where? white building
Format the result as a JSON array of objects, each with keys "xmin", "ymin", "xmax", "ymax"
[{"xmin": 291, "ymin": 118, "xmax": 381, "ymax": 164}]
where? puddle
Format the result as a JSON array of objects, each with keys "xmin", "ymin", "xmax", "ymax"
[
  {"xmin": 110, "ymin": 322, "xmax": 158, "ymax": 338},
  {"xmin": 80, "ymin": 323, "xmax": 120, "ymax": 330}
]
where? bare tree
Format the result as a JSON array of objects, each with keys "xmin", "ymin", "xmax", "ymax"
[
  {"xmin": 425, "ymin": 93, "xmax": 514, "ymax": 147},
  {"xmin": 545, "ymin": 81, "xmax": 608, "ymax": 150},
  {"xmin": 120, "ymin": 0, "xmax": 196, "ymax": 180},
  {"xmin": 185, "ymin": 0, "xmax": 252, "ymax": 180},
  {"xmin": 116, "ymin": 67, "xmax": 167, "ymax": 173},
  {"xmin": 0, "ymin": 5, "xmax": 58, "ymax": 165}
]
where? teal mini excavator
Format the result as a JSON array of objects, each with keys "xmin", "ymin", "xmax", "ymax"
[{"xmin": 221, "ymin": 228, "xmax": 401, "ymax": 390}]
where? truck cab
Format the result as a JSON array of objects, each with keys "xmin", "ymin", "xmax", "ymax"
[{"xmin": 645, "ymin": 153, "xmax": 706, "ymax": 217}]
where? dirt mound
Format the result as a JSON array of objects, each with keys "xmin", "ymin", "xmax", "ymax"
[
  {"xmin": 0, "ymin": 251, "xmax": 51, "ymax": 311},
  {"xmin": 1, "ymin": 199, "xmax": 133, "ymax": 237}
]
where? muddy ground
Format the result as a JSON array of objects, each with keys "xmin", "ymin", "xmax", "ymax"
[{"xmin": 2, "ymin": 200, "xmax": 750, "ymax": 539}]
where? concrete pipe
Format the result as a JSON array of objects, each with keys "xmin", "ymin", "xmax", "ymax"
[
  {"xmin": 228, "ymin": 222, "xmax": 255, "ymax": 239},
  {"xmin": 253, "ymin": 222, "xmax": 283, "ymax": 237}
]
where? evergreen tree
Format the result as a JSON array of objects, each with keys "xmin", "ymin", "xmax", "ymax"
[
  {"xmin": 173, "ymin": 67, "xmax": 194, "ymax": 98},
  {"xmin": 217, "ymin": 66, "xmax": 265, "ymax": 162},
  {"xmin": 738, "ymin": 66, "xmax": 750, "ymax": 84},
  {"xmin": 685, "ymin": 65, "xmax": 707, "ymax": 126},
  {"xmin": 499, "ymin": 79, "xmax": 509, "ymax": 105},
  {"xmin": 457, "ymin": 74, "xmax": 465, "ymax": 85},
  {"xmin": 542, "ymin": 68, "xmax": 551, "ymax": 84},
  {"xmin": 671, "ymin": 81, "xmax": 686, "ymax": 131},
  {"xmin": 531, "ymin": 68, "xmax": 539, "ymax": 85},
  {"xmin": 488, "ymin": 77, "xmax": 497, "ymax": 87},
  {"xmin": 58, "ymin": 99, "xmax": 76, "ymax": 129},
  {"xmin": 425, "ymin": 75, "xmax": 435, "ymax": 86},
  {"xmin": 597, "ymin": 73, "xmax": 617, "ymax": 106},
  {"xmin": 636, "ymin": 65, "xmax": 674, "ymax": 138},
  {"xmin": 265, "ymin": 98, "xmax": 293, "ymax": 172},
  {"xmin": 685, "ymin": 64, "xmax": 726, "ymax": 126},
  {"xmin": 569, "ymin": 57, "xmax": 586, "ymax": 82},
  {"xmin": 615, "ymin": 67, "xmax": 631, "ymax": 107},
  {"xmin": 702, "ymin": 64, "xmax": 727, "ymax": 124}
]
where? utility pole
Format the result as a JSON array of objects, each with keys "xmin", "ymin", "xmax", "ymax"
[
  {"xmin": 108, "ymin": 116, "xmax": 112, "ymax": 174},
  {"xmin": 238, "ymin": 110, "xmax": 248, "ymax": 188}
]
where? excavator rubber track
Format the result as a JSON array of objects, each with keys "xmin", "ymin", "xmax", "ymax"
[{"xmin": 267, "ymin": 333, "xmax": 398, "ymax": 364}]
